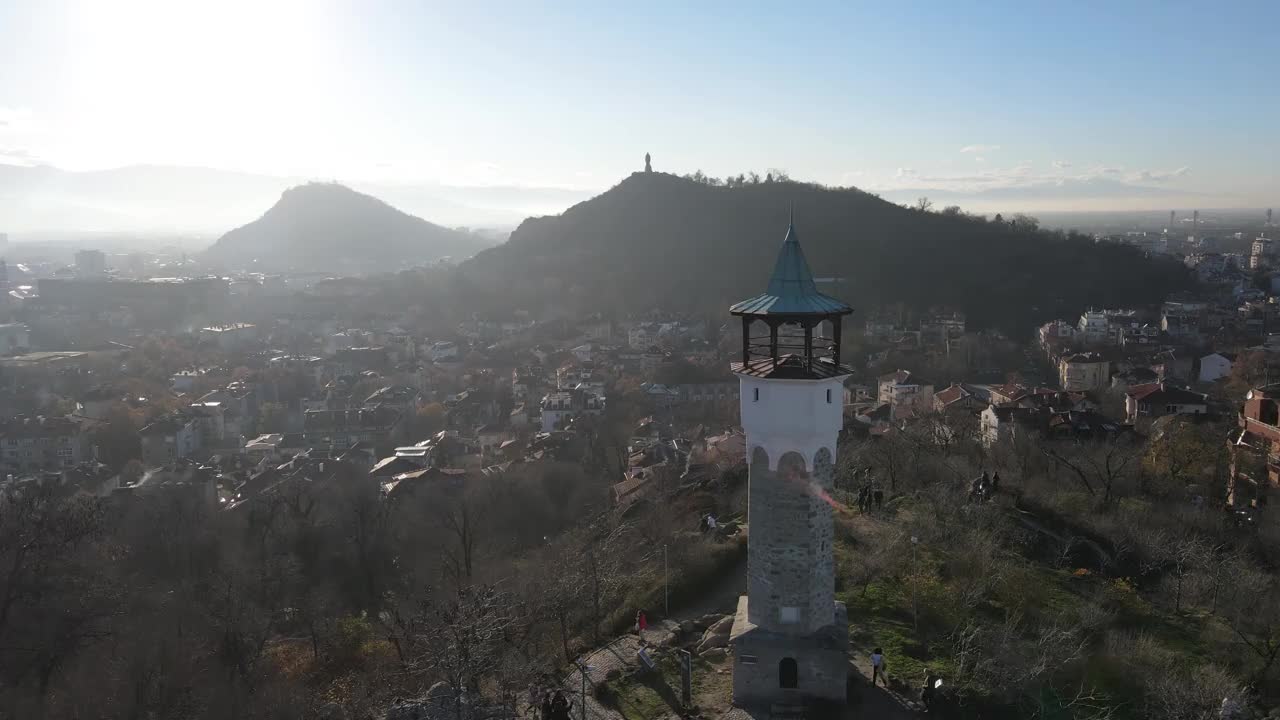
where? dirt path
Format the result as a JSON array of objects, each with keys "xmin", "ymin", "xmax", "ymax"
[
  {"xmin": 845, "ymin": 656, "xmax": 921, "ymax": 720},
  {"xmin": 558, "ymin": 635, "xmax": 644, "ymax": 720}
]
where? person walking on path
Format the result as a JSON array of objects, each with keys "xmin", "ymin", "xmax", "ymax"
[
  {"xmin": 635, "ymin": 609, "xmax": 648, "ymax": 643},
  {"xmin": 526, "ymin": 682, "xmax": 540, "ymax": 718},
  {"xmin": 550, "ymin": 690, "xmax": 572, "ymax": 720},
  {"xmin": 870, "ymin": 647, "xmax": 887, "ymax": 687}
]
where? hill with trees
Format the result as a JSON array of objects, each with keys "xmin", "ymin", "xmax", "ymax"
[
  {"xmin": 459, "ymin": 172, "xmax": 1193, "ymax": 334},
  {"xmin": 203, "ymin": 182, "xmax": 492, "ymax": 272}
]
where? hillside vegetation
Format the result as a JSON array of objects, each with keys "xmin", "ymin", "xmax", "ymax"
[{"xmin": 460, "ymin": 173, "xmax": 1192, "ymax": 333}]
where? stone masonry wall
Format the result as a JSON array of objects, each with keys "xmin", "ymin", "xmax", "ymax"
[
  {"xmin": 746, "ymin": 446, "xmax": 837, "ymax": 635},
  {"xmin": 809, "ymin": 447, "xmax": 836, "ymax": 631}
]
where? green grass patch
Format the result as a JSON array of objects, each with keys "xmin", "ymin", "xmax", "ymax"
[
  {"xmin": 597, "ymin": 673, "xmax": 671, "ymax": 720},
  {"xmin": 842, "ymin": 579, "xmax": 953, "ymax": 683}
]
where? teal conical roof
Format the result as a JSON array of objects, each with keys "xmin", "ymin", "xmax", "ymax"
[
  {"xmin": 729, "ymin": 215, "xmax": 852, "ymax": 317},
  {"xmin": 765, "ymin": 219, "xmax": 819, "ymax": 298}
]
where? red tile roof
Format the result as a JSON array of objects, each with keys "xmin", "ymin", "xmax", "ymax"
[
  {"xmin": 878, "ymin": 369, "xmax": 913, "ymax": 384},
  {"xmin": 1126, "ymin": 382, "xmax": 1207, "ymax": 405},
  {"xmin": 934, "ymin": 383, "xmax": 971, "ymax": 406}
]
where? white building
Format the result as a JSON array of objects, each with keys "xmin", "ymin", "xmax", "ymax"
[
  {"xmin": 199, "ymin": 323, "xmax": 258, "ymax": 350},
  {"xmin": 876, "ymin": 369, "xmax": 934, "ymax": 420},
  {"xmin": 1038, "ymin": 319, "xmax": 1076, "ymax": 349},
  {"xmin": 1199, "ymin": 352, "xmax": 1235, "ymax": 383},
  {"xmin": 244, "ymin": 433, "xmax": 286, "ymax": 463},
  {"xmin": 539, "ymin": 388, "xmax": 605, "ymax": 431},
  {"xmin": 430, "ymin": 340, "xmax": 459, "ymax": 362},
  {"xmin": 628, "ymin": 323, "xmax": 659, "ymax": 350},
  {"xmin": 269, "ymin": 355, "xmax": 326, "ymax": 383},
  {"xmin": 1076, "ymin": 310, "xmax": 1109, "ymax": 344},
  {"xmin": 1058, "ymin": 352, "xmax": 1111, "ymax": 392},
  {"xmin": 140, "ymin": 413, "xmax": 201, "ymax": 467},
  {"xmin": 1252, "ymin": 238, "xmax": 1276, "ymax": 270},
  {"xmin": 171, "ymin": 368, "xmax": 213, "ymax": 393}
]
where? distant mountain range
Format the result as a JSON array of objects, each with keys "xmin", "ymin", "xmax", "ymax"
[
  {"xmin": 0, "ymin": 163, "xmax": 592, "ymax": 235},
  {"xmin": 203, "ymin": 183, "xmax": 493, "ymax": 272},
  {"xmin": 458, "ymin": 172, "xmax": 1193, "ymax": 333},
  {"xmin": 875, "ymin": 176, "xmax": 1200, "ymax": 211}
]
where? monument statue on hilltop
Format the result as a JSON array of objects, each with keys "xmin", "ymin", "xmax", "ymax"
[{"xmin": 644, "ymin": 153, "xmax": 652, "ymax": 173}]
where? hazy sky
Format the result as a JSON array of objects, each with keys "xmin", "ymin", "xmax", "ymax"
[{"xmin": 2, "ymin": 0, "xmax": 1277, "ymax": 210}]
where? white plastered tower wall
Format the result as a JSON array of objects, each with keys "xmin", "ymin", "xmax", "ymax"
[{"xmin": 737, "ymin": 373, "xmax": 846, "ymax": 634}]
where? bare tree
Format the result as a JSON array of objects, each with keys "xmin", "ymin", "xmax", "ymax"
[
  {"xmin": 1141, "ymin": 530, "xmax": 1208, "ymax": 613},
  {"xmin": 530, "ymin": 545, "xmax": 586, "ymax": 663},
  {"xmin": 397, "ymin": 585, "xmax": 517, "ymax": 719},
  {"xmin": 914, "ymin": 196, "xmax": 934, "ymax": 212},
  {"xmin": 1226, "ymin": 570, "xmax": 1280, "ymax": 686},
  {"xmin": 0, "ymin": 483, "xmax": 105, "ymax": 638},
  {"xmin": 1041, "ymin": 440, "xmax": 1139, "ymax": 504},
  {"xmin": 440, "ymin": 494, "xmax": 479, "ymax": 588}
]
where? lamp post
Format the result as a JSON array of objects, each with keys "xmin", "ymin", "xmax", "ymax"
[
  {"xmin": 663, "ymin": 544, "xmax": 669, "ymax": 616},
  {"xmin": 576, "ymin": 662, "xmax": 594, "ymax": 720},
  {"xmin": 910, "ymin": 535, "xmax": 919, "ymax": 633}
]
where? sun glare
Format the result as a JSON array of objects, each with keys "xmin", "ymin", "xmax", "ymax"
[{"xmin": 52, "ymin": 0, "xmax": 336, "ymax": 171}]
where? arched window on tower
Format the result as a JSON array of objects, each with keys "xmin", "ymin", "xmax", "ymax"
[{"xmin": 779, "ymin": 657, "xmax": 798, "ymax": 689}]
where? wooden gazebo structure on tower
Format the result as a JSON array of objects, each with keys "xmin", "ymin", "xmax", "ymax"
[{"xmin": 729, "ymin": 214, "xmax": 854, "ymax": 380}]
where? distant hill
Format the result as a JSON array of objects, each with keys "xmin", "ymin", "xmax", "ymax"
[
  {"xmin": 459, "ymin": 172, "xmax": 1194, "ymax": 334},
  {"xmin": 203, "ymin": 183, "xmax": 493, "ymax": 272},
  {"xmin": 0, "ymin": 164, "xmax": 590, "ymax": 234}
]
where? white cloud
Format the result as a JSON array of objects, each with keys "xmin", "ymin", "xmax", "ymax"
[
  {"xmin": 895, "ymin": 167, "xmax": 915, "ymax": 178},
  {"xmin": 1052, "ymin": 160, "xmax": 1072, "ymax": 169},
  {"xmin": 1129, "ymin": 166, "xmax": 1190, "ymax": 183},
  {"xmin": 959, "ymin": 144, "xmax": 1000, "ymax": 154},
  {"xmin": 0, "ymin": 147, "xmax": 40, "ymax": 167},
  {"xmin": 0, "ymin": 107, "xmax": 34, "ymax": 131}
]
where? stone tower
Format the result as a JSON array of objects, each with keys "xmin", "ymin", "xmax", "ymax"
[{"xmin": 727, "ymin": 213, "xmax": 851, "ymax": 708}]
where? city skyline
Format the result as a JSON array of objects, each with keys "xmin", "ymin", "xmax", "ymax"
[{"xmin": 2, "ymin": 0, "xmax": 1277, "ymax": 217}]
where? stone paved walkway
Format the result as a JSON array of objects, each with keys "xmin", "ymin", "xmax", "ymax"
[{"xmin": 556, "ymin": 621, "xmax": 681, "ymax": 720}]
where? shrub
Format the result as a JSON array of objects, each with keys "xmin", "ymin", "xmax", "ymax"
[{"xmin": 329, "ymin": 615, "xmax": 375, "ymax": 670}]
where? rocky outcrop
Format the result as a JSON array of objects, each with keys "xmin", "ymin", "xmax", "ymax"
[{"xmin": 695, "ymin": 615, "xmax": 733, "ymax": 654}]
